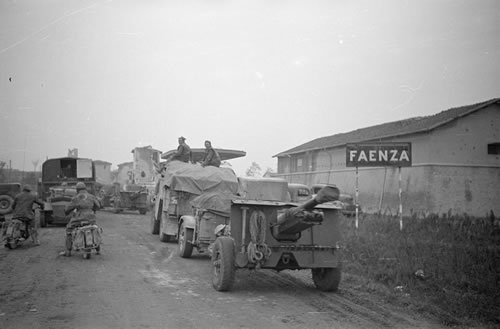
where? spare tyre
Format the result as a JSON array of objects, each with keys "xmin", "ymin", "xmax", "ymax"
[{"xmin": 0, "ymin": 195, "xmax": 15, "ymax": 215}]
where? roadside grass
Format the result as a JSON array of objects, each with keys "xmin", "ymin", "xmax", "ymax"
[{"xmin": 340, "ymin": 212, "xmax": 500, "ymax": 327}]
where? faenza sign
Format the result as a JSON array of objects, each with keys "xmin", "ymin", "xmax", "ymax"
[{"xmin": 346, "ymin": 143, "xmax": 412, "ymax": 167}]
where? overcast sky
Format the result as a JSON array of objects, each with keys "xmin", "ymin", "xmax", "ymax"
[{"xmin": 1, "ymin": 0, "xmax": 499, "ymax": 176}]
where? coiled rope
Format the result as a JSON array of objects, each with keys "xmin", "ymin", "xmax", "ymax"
[{"xmin": 247, "ymin": 210, "xmax": 272, "ymax": 266}]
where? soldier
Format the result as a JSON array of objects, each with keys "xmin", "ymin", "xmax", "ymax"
[
  {"xmin": 168, "ymin": 136, "xmax": 192, "ymax": 163},
  {"xmin": 11, "ymin": 185, "xmax": 44, "ymax": 245},
  {"xmin": 201, "ymin": 140, "xmax": 221, "ymax": 168},
  {"xmin": 61, "ymin": 182, "xmax": 101, "ymax": 257}
]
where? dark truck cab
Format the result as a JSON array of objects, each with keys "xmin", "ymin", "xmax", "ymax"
[{"xmin": 38, "ymin": 157, "xmax": 98, "ymax": 226}]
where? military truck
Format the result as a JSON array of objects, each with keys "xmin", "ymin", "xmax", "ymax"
[
  {"xmin": 38, "ymin": 157, "xmax": 98, "ymax": 226},
  {"xmin": 150, "ymin": 160, "xmax": 240, "ymax": 242}
]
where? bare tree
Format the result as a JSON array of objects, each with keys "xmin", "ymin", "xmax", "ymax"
[
  {"xmin": 245, "ymin": 162, "xmax": 262, "ymax": 177},
  {"xmin": 32, "ymin": 159, "xmax": 40, "ymax": 172},
  {"xmin": 0, "ymin": 161, "xmax": 6, "ymax": 182}
]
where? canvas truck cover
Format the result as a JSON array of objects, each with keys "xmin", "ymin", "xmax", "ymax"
[
  {"xmin": 237, "ymin": 176, "xmax": 290, "ymax": 202},
  {"xmin": 160, "ymin": 161, "xmax": 239, "ymax": 196},
  {"xmin": 190, "ymin": 192, "xmax": 237, "ymax": 217}
]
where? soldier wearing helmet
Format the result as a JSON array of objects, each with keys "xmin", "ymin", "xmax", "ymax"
[
  {"xmin": 62, "ymin": 182, "xmax": 101, "ymax": 256},
  {"xmin": 11, "ymin": 184, "xmax": 44, "ymax": 245}
]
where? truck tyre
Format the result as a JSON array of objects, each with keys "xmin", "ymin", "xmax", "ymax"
[
  {"xmin": 0, "ymin": 195, "xmax": 14, "ymax": 215},
  {"xmin": 178, "ymin": 222, "xmax": 193, "ymax": 258},
  {"xmin": 40, "ymin": 212, "xmax": 47, "ymax": 228},
  {"xmin": 150, "ymin": 200, "xmax": 161, "ymax": 235},
  {"xmin": 159, "ymin": 215, "xmax": 175, "ymax": 242},
  {"xmin": 211, "ymin": 236, "xmax": 235, "ymax": 291},
  {"xmin": 312, "ymin": 267, "xmax": 341, "ymax": 292},
  {"xmin": 160, "ymin": 232, "xmax": 174, "ymax": 242}
]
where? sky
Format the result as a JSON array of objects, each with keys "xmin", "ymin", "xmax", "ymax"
[{"xmin": 1, "ymin": 0, "xmax": 499, "ymax": 177}]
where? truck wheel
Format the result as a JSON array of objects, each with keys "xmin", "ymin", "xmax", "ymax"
[
  {"xmin": 178, "ymin": 222, "xmax": 193, "ymax": 258},
  {"xmin": 159, "ymin": 219, "xmax": 174, "ymax": 243},
  {"xmin": 7, "ymin": 240, "xmax": 18, "ymax": 249},
  {"xmin": 160, "ymin": 232, "xmax": 174, "ymax": 243},
  {"xmin": 150, "ymin": 200, "xmax": 161, "ymax": 235},
  {"xmin": 159, "ymin": 208, "xmax": 175, "ymax": 242},
  {"xmin": 83, "ymin": 251, "xmax": 91, "ymax": 259},
  {"xmin": 40, "ymin": 212, "xmax": 47, "ymax": 228},
  {"xmin": 211, "ymin": 236, "xmax": 235, "ymax": 291},
  {"xmin": 312, "ymin": 267, "xmax": 341, "ymax": 292},
  {"xmin": 0, "ymin": 195, "xmax": 14, "ymax": 215}
]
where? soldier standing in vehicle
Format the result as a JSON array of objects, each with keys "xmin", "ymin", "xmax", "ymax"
[
  {"xmin": 168, "ymin": 136, "xmax": 192, "ymax": 163},
  {"xmin": 201, "ymin": 140, "xmax": 221, "ymax": 167},
  {"xmin": 11, "ymin": 185, "xmax": 44, "ymax": 245},
  {"xmin": 61, "ymin": 182, "xmax": 100, "ymax": 257}
]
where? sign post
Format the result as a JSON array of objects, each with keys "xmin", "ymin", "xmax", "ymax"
[
  {"xmin": 398, "ymin": 166, "xmax": 403, "ymax": 230},
  {"xmin": 355, "ymin": 166, "xmax": 359, "ymax": 229},
  {"xmin": 346, "ymin": 142, "xmax": 412, "ymax": 230}
]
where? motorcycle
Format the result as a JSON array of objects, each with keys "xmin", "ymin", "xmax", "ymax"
[
  {"xmin": 70, "ymin": 220, "xmax": 103, "ymax": 259},
  {"xmin": 2, "ymin": 217, "xmax": 33, "ymax": 249}
]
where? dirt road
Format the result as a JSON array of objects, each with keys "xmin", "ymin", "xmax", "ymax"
[{"xmin": 0, "ymin": 211, "xmax": 444, "ymax": 329}]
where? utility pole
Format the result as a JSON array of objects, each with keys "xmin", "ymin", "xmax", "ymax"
[{"xmin": 32, "ymin": 159, "xmax": 40, "ymax": 185}]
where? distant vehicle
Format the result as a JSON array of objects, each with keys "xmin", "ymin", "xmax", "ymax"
[
  {"xmin": 311, "ymin": 183, "xmax": 360, "ymax": 217},
  {"xmin": 0, "ymin": 183, "xmax": 21, "ymax": 217},
  {"xmin": 111, "ymin": 184, "xmax": 149, "ymax": 215},
  {"xmin": 38, "ymin": 157, "xmax": 98, "ymax": 226},
  {"xmin": 287, "ymin": 183, "xmax": 312, "ymax": 203}
]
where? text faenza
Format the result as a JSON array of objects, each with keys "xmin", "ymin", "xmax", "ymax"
[{"xmin": 349, "ymin": 149, "xmax": 410, "ymax": 163}]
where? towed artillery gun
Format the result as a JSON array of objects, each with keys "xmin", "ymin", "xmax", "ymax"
[
  {"xmin": 177, "ymin": 176, "xmax": 344, "ymax": 292},
  {"xmin": 212, "ymin": 179, "xmax": 342, "ymax": 291}
]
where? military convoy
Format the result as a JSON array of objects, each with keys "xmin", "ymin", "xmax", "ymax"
[{"xmin": 150, "ymin": 160, "xmax": 344, "ymax": 292}]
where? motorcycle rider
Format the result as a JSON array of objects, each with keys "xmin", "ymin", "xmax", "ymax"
[
  {"xmin": 11, "ymin": 184, "xmax": 44, "ymax": 245},
  {"xmin": 61, "ymin": 182, "xmax": 101, "ymax": 257}
]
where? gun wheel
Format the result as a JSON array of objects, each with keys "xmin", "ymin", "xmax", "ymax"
[{"xmin": 312, "ymin": 267, "xmax": 341, "ymax": 292}]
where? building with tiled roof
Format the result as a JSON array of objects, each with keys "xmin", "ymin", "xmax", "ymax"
[{"xmin": 273, "ymin": 98, "xmax": 500, "ymax": 217}]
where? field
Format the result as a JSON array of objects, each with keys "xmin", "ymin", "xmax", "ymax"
[{"xmin": 340, "ymin": 212, "xmax": 500, "ymax": 327}]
